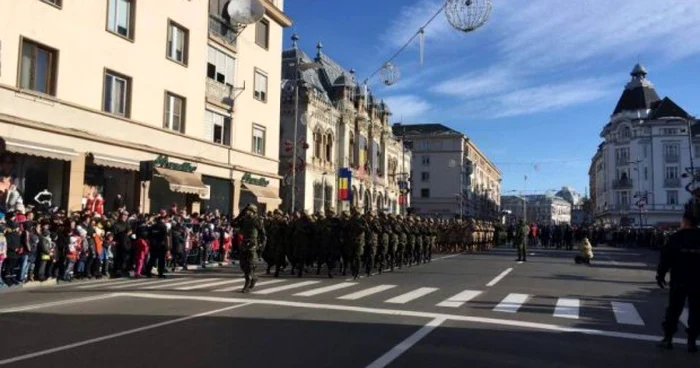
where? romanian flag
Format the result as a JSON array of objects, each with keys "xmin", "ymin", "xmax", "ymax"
[
  {"xmin": 338, "ymin": 168, "xmax": 352, "ymax": 201},
  {"xmin": 359, "ymin": 136, "xmax": 367, "ymax": 167}
]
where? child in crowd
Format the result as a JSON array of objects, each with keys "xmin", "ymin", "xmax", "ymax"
[
  {"xmin": 134, "ymin": 231, "xmax": 149, "ymax": 278},
  {"xmin": 103, "ymin": 232, "xmax": 115, "ymax": 276}
]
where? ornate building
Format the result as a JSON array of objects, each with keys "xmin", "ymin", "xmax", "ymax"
[
  {"xmin": 590, "ymin": 64, "xmax": 698, "ymax": 226},
  {"xmin": 279, "ymin": 36, "xmax": 411, "ymax": 214}
]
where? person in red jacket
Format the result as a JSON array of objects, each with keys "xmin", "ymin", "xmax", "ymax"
[{"xmin": 134, "ymin": 232, "xmax": 149, "ymax": 278}]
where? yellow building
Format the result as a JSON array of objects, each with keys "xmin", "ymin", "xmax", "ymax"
[{"xmin": 0, "ymin": 0, "xmax": 291, "ymax": 214}]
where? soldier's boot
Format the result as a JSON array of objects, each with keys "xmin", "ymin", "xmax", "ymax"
[
  {"xmin": 266, "ymin": 265, "xmax": 272, "ymax": 275},
  {"xmin": 249, "ymin": 276, "xmax": 257, "ymax": 290},
  {"xmin": 241, "ymin": 276, "xmax": 251, "ymax": 293},
  {"xmin": 657, "ymin": 332, "xmax": 673, "ymax": 350},
  {"xmin": 273, "ymin": 268, "xmax": 280, "ymax": 278}
]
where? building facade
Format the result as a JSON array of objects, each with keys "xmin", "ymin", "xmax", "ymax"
[
  {"xmin": 501, "ymin": 194, "xmax": 571, "ymax": 225},
  {"xmin": 392, "ymin": 123, "xmax": 501, "ymax": 219},
  {"xmin": 590, "ymin": 64, "xmax": 698, "ymax": 226},
  {"xmin": 279, "ymin": 39, "xmax": 411, "ymax": 214},
  {"xmin": 0, "ymin": 0, "xmax": 290, "ymax": 215}
]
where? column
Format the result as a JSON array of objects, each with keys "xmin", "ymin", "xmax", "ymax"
[
  {"xmin": 67, "ymin": 154, "xmax": 86, "ymax": 212},
  {"xmin": 232, "ymin": 179, "xmax": 241, "ymax": 216}
]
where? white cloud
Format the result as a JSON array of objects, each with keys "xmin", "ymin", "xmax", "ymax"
[
  {"xmin": 383, "ymin": 95, "xmax": 431, "ymax": 120},
  {"xmin": 430, "ymin": 67, "xmax": 516, "ymax": 98}
]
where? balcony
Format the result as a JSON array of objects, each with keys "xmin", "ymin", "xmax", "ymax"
[
  {"xmin": 664, "ymin": 177, "xmax": 681, "ymax": 188},
  {"xmin": 664, "ymin": 154, "xmax": 679, "ymax": 163},
  {"xmin": 615, "ymin": 157, "xmax": 630, "ymax": 166},
  {"xmin": 612, "ymin": 178, "xmax": 633, "ymax": 189},
  {"xmin": 205, "ymin": 78, "xmax": 234, "ymax": 107},
  {"xmin": 208, "ymin": 14, "xmax": 237, "ymax": 46}
]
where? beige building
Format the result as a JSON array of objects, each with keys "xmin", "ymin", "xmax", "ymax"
[
  {"xmin": 0, "ymin": 0, "xmax": 291, "ymax": 215},
  {"xmin": 280, "ymin": 40, "xmax": 411, "ymax": 214},
  {"xmin": 393, "ymin": 123, "xmax": 501, "ymax": 219}
]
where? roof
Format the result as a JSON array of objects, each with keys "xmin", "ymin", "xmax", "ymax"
[
  {"xmin": 281, "ymin": 47, "xmax": 357, "ymax": 103},
  {"xmin": 391, "ymin": 123, "xmax": 462, "ymax": 137},
  {"xmin": 648, "ymin": 97, "xmax": 691, "ymax": 119},
  {"xmin": 612, "ymin": 63, "xmax": 661, "ymax": 115}
]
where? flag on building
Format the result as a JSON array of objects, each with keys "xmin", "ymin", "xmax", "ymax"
[{"xmin": 338, "ymin": 168, "xmax": 352, "ymax": 202}]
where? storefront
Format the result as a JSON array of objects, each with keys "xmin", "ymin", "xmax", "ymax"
[
  {"xmin": 84, "ymin": 153, "xmax": 140, "ymax": 213},
  {"xmin": 0, "ymin": 138, "xmax": 73, "ymax": 213},
  {"xmin": 147, "ymin": 155, "xmax": 209, "ymax": 214},
  {"xmin": 237, "ymin": 172, "xmax": 281, "ymax": 214},
  {"xmin": 202, "ymin": 175, "xmax": 232, "ymax": 215}
]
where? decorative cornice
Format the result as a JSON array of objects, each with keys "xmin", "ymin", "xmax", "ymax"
[{"xmin": 262, "ymin": 1, "xmax": 293, "ymax": 27}]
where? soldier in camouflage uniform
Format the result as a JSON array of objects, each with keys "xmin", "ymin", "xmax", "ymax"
[
  {"xmin": 405, "ymin": 217, "xmax": 415, "ymax": 267},
  {"xmin": 273, "ymin": 213, "xmax": 290, "ymax": 278},
  {"xmin": 232, "ymin": 204, "xmax": 266, "ymax": 293},
  {"xmin": 386, "ymin": 214, "xmax": 399, "ymax": 271},
  {"xmin": 364, "ymin": 213, "xmax": 380, "ymax": 277},
  {"xmin": 292, "ymin": 211, "xmax": 313, "ymax": 277},
  {"xmin": 263, "ymin": 211, "xmax": 281, "ymax": 275},
  {"xmin": 376, "ymin": 212, "xmax": 390, "ymax": 274},
  {"xmin": 347, "ymin": 209, "xmax": 368, "ymax": 280},
  {"xmin": 340, "ymin": 211, "xmax": 353, "ymax": 276},
  {"xmin": 394, "ymin": 215, "xmax": 406, "ymax": 269}
]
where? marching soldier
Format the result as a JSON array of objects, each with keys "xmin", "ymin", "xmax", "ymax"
[{"xmin": 232, "ymin": 204, "xmax": 266, "ymax": 293}]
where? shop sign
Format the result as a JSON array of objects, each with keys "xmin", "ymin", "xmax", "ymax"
[
  {"xmin": 242, "ymin": 172, "xmax": 270, "ymax": 187},
  {"xmin": 153, "ymin": 155, "xmax": 197, "ymax": 173}
]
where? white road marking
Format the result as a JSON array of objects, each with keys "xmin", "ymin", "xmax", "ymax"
[
  {"xmin": 433, "ymin": 253, "xmax": 462, "ymax": 261},
  {"xmin": 680, "ymin": 308, "xmax": 689, "ymax": 328},
  {"xmin": 175, "ymin": 279, "xmax": 244, "ymax": 291},
  {"xmin": 76, "ymin": 278, "xmax": 138, "ymax": 289},
  {"xmin": 253, "ymin": 280, "xmax": 320, "ymax": 295},
  {"xmin": 105, "ymin": 278, "xmax": 179, "ymax": 290},
  {"xmin": 517, "ymin": 261, "xmax": 524, "ymax": 264},
  {"xmin": 140, "ymin": 278, "xmax": 220, "ymax": 290},
  {"xmin": 436, "ymin": 290, "xmax": 482, "ymax": 308},
  {"xmin": 612, "ymin": 302, "xmax": 644, "ymax": 326},
  {"xmin": 294, "ymin": 282, "xmax": 358, "ymax": 297},
  {"xmin": 553, "ymin": 298, "xmax": 580, "ymax": 319},
  {"xmin": 118, "ymin": 292, "xmax": 690, "ymax": 346},
  {"xmin": 385, "ymin": 287, "xmax": 438, "ymax": 304},
  {"xmin": 486, "ymin": 268, "xmax": 513, "ymax": 287},
  {"xmin": 366, "ymin": 318, "xmax": 446, "ymax": 368},
  {"xmin": 0, "ymin": 294, "xmax": 119, "ymax": 315},
  {"xmin": 214, "ymin": 279, "xmax": 285, "ymax": 292},
  {"xmin": 0, "ymin": 303, "xmax": 251, "ymax": 366},
  {"xmin": 338, "ymin": 285, "xmax": 397, "ymax": 300},
  {"xmin": 493, "ymin": 293, "xmax": 529, "ymax": 313}
]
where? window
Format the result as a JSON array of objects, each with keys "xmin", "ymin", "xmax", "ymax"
[
  {"xmin": 313, "ymin": 130, "xmax": 322, "ymax": 159},
  {"xmin": 252, "ymin": 125, "xmax": 265, "ymax": 155},
  {"xmin": 614, "ymin": 147, "xmax": 629, "ymax": 165},
  {"xmin": 644, "ymin": 166, "xmax": 648, "ymax": 180},
  {"xmin": 255, "ymin": 19, "xmax": 269, "ymax": 49},
  {"xmin": 19, "ymin": 39, "xmax": 58, "ymax": 95},
  {"xmin": 617, "ymin": 191, "xmax": 629, "ymax": 206},
  {"xmin": 349, "ymin": 132, "xmax": 356, "ymax": 166},
  {"xmin": 325, "ymin": 133, "xmax": 333, "ymax": 162},
  {"xmin": 163, "ymin": 92, "xmax": 185, "ymax": 132},
  {"xmin": 103, "ymin": 70, "xmax": 131, "ymax": 117},
  {"xmin": 661, "ymin": 128, "xmax": 679, "ymax": 135},
  {"xmin": 167, "ymin": 21, "xmax": 188, "ymax": 65},
  {"xmin": 620, "ymin": 126, "xmax": 631, "ymax": 139},
  {"xmin": 695, "ymin": 144, "xmax": 700, "ymax": 159},
  {"xmin": 665, "ymin": 166, "xmax": 679, "ymax": 179},
  {"xmin": 642, "ymin": 144, "xmax": 648, "ymax": 158},
  {"xmin": 207, "ymin": 46, "xmax": 235, "ymax": 86},
  {"xmin": 205, "ymin": 110, "xmax": 231, "ymax": 145},
  {"xmin": 667, "ymin": 191, "xmax": 678, "ymax": 205},
  {"xmin": 254, "ymin": 70, "xmax": 268, "ymax": 102},
  {"xmin": 421, "ymin": 155, "xmax": 430, "ymax": 166},
  {"xmin": 41, "ymin": 0, "xmax": 61, "ymax": 7},
  {"xmin": 107, "ymin": 0, "xmax": 134, "ymax": 39},
  {"xmin": 421, "ymin": 188, "xmax": 430, "ymax": 198},
  {"xmin": 421, "ymin": 172, "xmax": 430, "ymax": 182},
  {"xmin": 664, "ymin": 142, "xmax": 680, "ymax": 158}
]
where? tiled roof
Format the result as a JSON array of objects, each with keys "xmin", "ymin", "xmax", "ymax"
[
  {"xmin": 648, "ymin": 97, "xmax": 691, "ymax": 119},
  {"xmin": 281, "ymin": 48, "xmax": 356, "ymax": 103},
  {"xmin": 612, "ymin": 84, "xmax": 660, "ymax": 115}
]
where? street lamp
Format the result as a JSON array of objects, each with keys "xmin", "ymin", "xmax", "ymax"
[{"xmin": 290, "ymin": 53, "xmax": 322, "ymax": 213}]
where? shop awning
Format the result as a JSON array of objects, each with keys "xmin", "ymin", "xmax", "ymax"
[
  {"xmin": 5, "ymin": 138, "xmax": 77, "ymax": 161},
  {"xmin": 242, "ymin": 182, "xmax": 281, "ymax": 203},
  {"xmin": 89, "ymin": 153, "xmax": 140, "ymax": 171},
  {"xmin": 155, "ymin": 167, "xmax": 209, "ymax": 197}
]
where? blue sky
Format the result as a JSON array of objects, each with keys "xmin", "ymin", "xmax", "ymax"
[{"xmin": 282, "ymin": 0, "xmax": 700, "ymax": 196}]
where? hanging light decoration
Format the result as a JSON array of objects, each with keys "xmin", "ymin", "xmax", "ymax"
[
  {"xmin": 380, "ymin": 62, "xmax": 400, "ymax": 86},
  {"xmin": 444, "ymin": 0, "xmax": 492, "ymax": 33}
]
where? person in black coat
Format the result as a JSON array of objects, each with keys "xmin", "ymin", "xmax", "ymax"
[
  {"xmin": 145, "ymin": 215, "xmax": 168, "ymax": 278},
  {"xmin": 111, "ymin": 212, "xmax": 132, "ymax": 277},
  {"xmin": 656, "ymin": 213, "xmax": 700, "ymax": 353},
  {"xmin": 171, "ymin": 219, "xmax": 187, "ymax": 271}
]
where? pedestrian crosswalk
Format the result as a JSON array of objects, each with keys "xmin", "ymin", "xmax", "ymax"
[{"xmin": 72, "ymin": 277, "xmax": 674, "ymax": 329}]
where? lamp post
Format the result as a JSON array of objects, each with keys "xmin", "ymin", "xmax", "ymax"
[{"xmin": 290, "ymin": 55, "xmax": 322, "ymax": 213}]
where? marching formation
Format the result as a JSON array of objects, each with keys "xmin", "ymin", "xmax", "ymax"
[{"xmin": 254, "ymin": 208, "xmax": 498, "ymax": 286}]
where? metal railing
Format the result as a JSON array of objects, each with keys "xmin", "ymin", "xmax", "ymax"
[
  {"xmin": 663, "ymin": 177, "xmax": 681, "ymax": 188},
  {"xmin": 612, "ymin": 178, "xmax": 633, "ymax": 189},
  {"xmin": 208, "ymin": 14, "xmax": 237, "ymax": 46}
]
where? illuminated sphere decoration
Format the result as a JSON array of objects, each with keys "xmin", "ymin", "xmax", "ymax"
[
  {"xmin": 444, "ymin": 0, "xmax": 492, "ymax": 33},
  {"xmin": 380, "ymin": 62, "xmax": 400, "ymax": 86}
]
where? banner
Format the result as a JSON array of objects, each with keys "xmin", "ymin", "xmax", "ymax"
[
  {"xmin": 338, "ymin": 168, "xmax": 352, "ymax": 202},
  {"xmin": 358, "ymin": 136, "xmax": 367, "ymax": 170}
]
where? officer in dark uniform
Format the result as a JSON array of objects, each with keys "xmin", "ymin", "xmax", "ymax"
[{"xmin": 656, "ymin": 210, "xmax": 700, "ymax": 353}]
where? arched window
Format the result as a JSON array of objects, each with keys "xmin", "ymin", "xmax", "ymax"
[
  {"xmin": 325, "ymin": 132, "xmax": 333, "ymax": 162},
  {"xmin": 313, "ymin": 129, "xmax": 322, "ymax": 159},
  {"xmin": 620, "ymin": 126, "xmax": 631, "ymax": 139},
  {"xmin": 349, "ymin": 132, "xmax": 356, "ymax": 167}
]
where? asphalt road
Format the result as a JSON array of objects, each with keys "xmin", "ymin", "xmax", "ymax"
[{"xmin": 0, "ymin": 245, "xmax": 697, "ymax": 367}]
